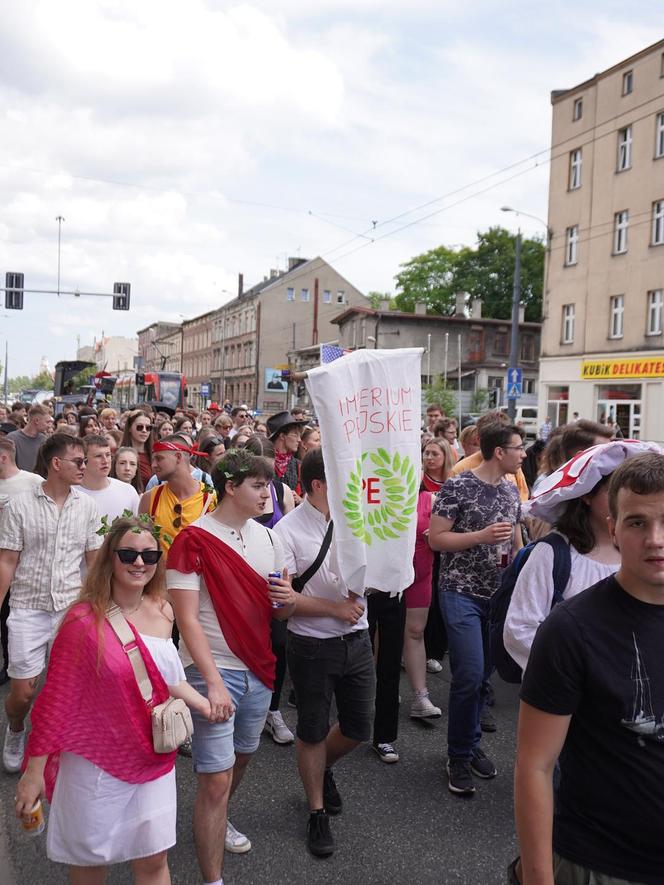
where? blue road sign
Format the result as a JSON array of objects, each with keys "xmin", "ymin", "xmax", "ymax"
[
  {"xmin": 200, "ymin": 382, "xmax": 211, "ymax": 398},
  {"xmin": 507, "ymin": 366, "xmax": 522, "ymax": 400}
]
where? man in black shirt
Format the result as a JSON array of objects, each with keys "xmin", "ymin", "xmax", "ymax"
[{"xmin": 516, "ymin": 452, "xmax": 664, "ymax": 885}]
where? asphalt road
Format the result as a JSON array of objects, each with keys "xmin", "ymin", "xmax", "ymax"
[{"xmin": 0, "ymin": 662, "xmax": 521, "ymax": 885}]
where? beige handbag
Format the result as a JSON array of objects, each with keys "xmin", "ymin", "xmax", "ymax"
[{"xmin": 106, "ymin": 604, "xmax": 193, "ymax": 753}]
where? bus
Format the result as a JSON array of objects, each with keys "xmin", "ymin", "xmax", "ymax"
[{"xmin": 113, "ymin": 371, "xmax": 187, "ymax": 412}]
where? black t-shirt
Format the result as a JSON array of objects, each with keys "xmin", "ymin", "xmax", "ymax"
[{"xmin": 521, "ymin": 575, "xmax": 664, "ymax": 884}]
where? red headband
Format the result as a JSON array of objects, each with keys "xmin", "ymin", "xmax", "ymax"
[{"xmin": 153, "ymin": 440, "xmax": 201, "ymax": 456}]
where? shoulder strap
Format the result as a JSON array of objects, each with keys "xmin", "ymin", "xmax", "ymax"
[
  {"xmin": 292, "ymin": 520, "xmax": 334, "ymax": 593},
  {"xmin": 540, "ymin": 532, "xmax": 572, "ymax": 608},
  {"xmin": 150, "ymin": 483, "xmax": 165, "ymax": 518},
  {"xmin": 105, "ymin": 604, "xmax": 153, "ymax": 705}
]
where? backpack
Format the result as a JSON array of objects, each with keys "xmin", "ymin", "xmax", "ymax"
[{"xmin": 489, "ymin": 532, "xmax": 571, "ymax": 684}]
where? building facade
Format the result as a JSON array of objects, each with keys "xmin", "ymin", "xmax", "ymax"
[
  {"xmin": 77, "ymin": 336, "xmax": 138, "ymax": 374},
  {"xmin": 182, "ymin": 310, "xmax": 216, "ymax": 409},
  {"xmin": 332, "ymin": 298, "xmax": 541, "ymax": 414},
  {"xmin": 137, "ymin": 322, "xmax": 181, "ymax": 372},
  {"xmin": 540, "ymin": 39, "xmax": 664, "ymax": 440}
]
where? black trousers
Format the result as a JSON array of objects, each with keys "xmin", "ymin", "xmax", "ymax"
[
  {"xmin": 367, "ymin": 592, "xmax": 405, "ymax": 745},
  {"xmin": 270, "ymin": 617, "xmax": 288, "ymax": 711},
  {"xmin": 424, "ymin": 553, "xmax": 448, "ymax": 660},
  {"xmin": 0, "ymin": 593, "xmax": 8, "ymax": 670}
]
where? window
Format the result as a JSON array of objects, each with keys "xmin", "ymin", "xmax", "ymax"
[
  {"xmin": 573, "ymin": 97, "xmax": 583, "ymax": 121},
  {"xmin": 336, "ymin": 290, "xmax": 346, "ymax": 304},
  {"xmin": 301, "ymin": 288, "xmax": 310, "ymax": 302},
  {"xmin": 617, "ymin": 126, "xmax": 632, "ymax": 171},
  {"xmin": 562, "ymin": 304, "xmax": 575, "ymax": 344},
  {"xmin": 521, "ymin": 335, "xmax": 536, "ymax": 362},
  {"xmin": 647, "ymin": 289, "xmax": 663, "ymax": 335},
  {"xmin": 652, "ymin": 200, "xmax": 664, "ymax": 245},
  {"xmin": 622, "ymin": 70, "xmax": 633, "ymax": 96},
  {"xmin": 565, "ymin": 225, "xmax": 579, "ymax": 265},
  {"xmin": 661, "ymin": 52, "xmax": 664, "ymax": 78},
  {"xmin": 656, "ymin": 113, "xmax": 664, "ymax": 159},
  {"xmin": 522, "ymin": 378, "xmax": 535, "ymax": 395},
  {"xmin": 610, "ymin": 295, "xmax": 624, "ymax": 339},
  {"xmin": 613, "ymin": 210, "xmax": 629, "ymax": 254},
  {"xmin": 569, "ymin": 149, "xmax": 582, "ymax": 189},
  {"xmin": 493, "ymin": 330, "xmax": 509, "ymax": 356},
  {"xmin": 323, "ymin": 289, "xmax": 332, "ymax": 304},
  {"xmin": 286, "ymin": 287, "xmax": 295, "ymax": 301}
]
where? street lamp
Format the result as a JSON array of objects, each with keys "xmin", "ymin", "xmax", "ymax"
[
  {"xmin": 55, "ymin": 215, "xmax": 65, "ymax": 298},
  {"xmin": 500, "ymin": 206, "xmax": 551, "ymax": 422}
]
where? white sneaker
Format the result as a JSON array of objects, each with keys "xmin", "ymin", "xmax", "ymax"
[
  {"xmin": 3, "ymin": 725, "xmax": 26, "ymax": 773},
  {"xmin": 264, "ymin": 710, "xmax": 295, "ymax": 745},
  {"xmin": 225, "ymin": 820, "xmax": 251, "ymax": 854},
  {"xmin": 410, "ymin": 695, "xmax": 442, "ymax": 719},
  {"xmin": 426, "ymin": 658, "xmax": 443, "ymax": 673}
]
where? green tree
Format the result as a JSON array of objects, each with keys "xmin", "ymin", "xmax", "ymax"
[
  {"xmin": 367, "ymin": 291, "xmax": 396, "ymax": 310},
  {"xmin": 422, "ymin": 380, "xmax": 457, "ymax": 416},
  {"xmin": 394, "ymin": 227, "xmax": 545, "ymax": 321},
  {"xmin": 32, "ymin": 371, "xmax": 54, "ymax": 390},
  {"xmin": 8, "ymin": 375, "xmax": 31, "ymax": 394}
]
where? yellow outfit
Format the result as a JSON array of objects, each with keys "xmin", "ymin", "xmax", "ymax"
[
  {"xmin": 450, "ymin": 451, "xmax": 529, "ymax": 503},
  {"xmin": 149, "ymin": 481, "xmax": 216, "ymax": 552}
]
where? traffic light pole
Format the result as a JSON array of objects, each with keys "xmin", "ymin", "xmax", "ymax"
[{"xmin": 506, "ymin": 230, "xmax": 521, "ymax": 422}]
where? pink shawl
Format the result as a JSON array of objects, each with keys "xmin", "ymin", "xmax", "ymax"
[{"xmin": 25, "ymin": 602, "xmax": 175, "ymax": 801}]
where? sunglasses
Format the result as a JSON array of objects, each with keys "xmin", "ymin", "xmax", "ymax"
[
  {"xmin": 60, "ymin": 457, "xmax": 88, "ymax": 468},
  {"xmin": 134, "ymin": 424, "xmax": 152, "ymax": 432},
  {"xmin": 173, "ymin": 503, "xmax": 184, "ymax": 529},
  {"xmin": 116, "ymin": 548, "xmax": 163, "ymax": 565}
]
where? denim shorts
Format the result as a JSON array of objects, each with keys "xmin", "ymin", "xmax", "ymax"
[
  {"xmin": 185, "ymin": 666, "xmax": 272, "ymax": 773},
  {"xmin": 287, "ymin": 629, "xmax": 375, "ymax": 744}
]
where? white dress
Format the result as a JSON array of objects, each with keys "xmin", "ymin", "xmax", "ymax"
[{"xmin": 46, "ymin": 634, "xmax": 186, "ymax": 867}]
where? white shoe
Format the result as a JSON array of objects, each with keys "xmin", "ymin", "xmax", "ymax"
[
  {"xmin": 410, "ymin": 695, "xmax": 442, "ymax": 719},
  {"xmin": 3, "ymin": 725, "xmax": 26, "ymax": 773},
  {"xmin": 426, "ymin": 659, "xmax": 443, "ymax": 673},
  {"xmin": 225, "ymin": 820, "xmax": 251, "ymax": 854},
  {"xmin": 264, "ymin": 710, "xmax": 295, "ymax": 745}
]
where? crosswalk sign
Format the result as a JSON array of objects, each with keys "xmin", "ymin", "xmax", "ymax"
[
  {"xmin": 507, "ymin": 366, "xmax": 522, "ymax": 400},
  {"xmin": 508, "ymin": 382, "xmax": 522, "ymax": 399}
]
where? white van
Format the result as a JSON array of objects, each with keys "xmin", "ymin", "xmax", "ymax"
[{"xmin": 500, "ymin": 406, "xmax": 538, "ymax": 439}]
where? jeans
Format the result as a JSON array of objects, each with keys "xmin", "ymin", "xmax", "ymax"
[
  {"xmin": 439, "ymin": 590, "xmax": 491, "ymax": 760},
  {"xmin": 367, "ymin": 592, "xmax": 405, "ymax": 745}
]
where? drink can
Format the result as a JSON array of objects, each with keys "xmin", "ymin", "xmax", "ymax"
[
  {"xmin": 268, "ymin": 571, "xmax": 284, "ymax": 608},
  {"xmin": 21, "ymin": 799, "xmax": 45, "ymax": 837}
]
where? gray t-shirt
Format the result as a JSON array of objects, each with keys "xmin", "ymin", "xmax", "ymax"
[
  {"xmin": 7, "ymin": 430, "xmax": 46, "ymax": 473},
  {"xmin": 432, "ymin": 471, "xmax": 521, "ymax": 599}
]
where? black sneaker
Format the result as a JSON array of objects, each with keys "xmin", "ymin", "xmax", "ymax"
[
  {"xmin": 470, "ymin": 747, "xmax": 497, "ymax": 778},
  {"xmin": 307, "ymin": 810, "xmax": 334, "ymax": 857},
  {"xmin": 323, "ymin": 767, "xmax": 342, "ymax": 815},
  {"xmin": 446, "ymin": 758, "xmax": 475, "ymax": 796},
  {"xmin": 480, "ymin": 708, "xmax": 497, "ymax": 732}
]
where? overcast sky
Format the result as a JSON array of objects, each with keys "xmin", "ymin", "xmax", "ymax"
[{"xmin": 0, "ymin": 1, "xmax": 661, "ymax": 377}]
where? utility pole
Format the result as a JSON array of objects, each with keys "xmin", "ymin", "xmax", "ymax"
[
  {"xmin": 3, "ymin": 340, "xmax": 8, "ymax": 406},
  {"xmin": 507, "ymin": 229, "xmax": 521, "ymax": 422},
  {"xmin": 56, "ymin": 215, "xmax": 65, "ymax": 297}
]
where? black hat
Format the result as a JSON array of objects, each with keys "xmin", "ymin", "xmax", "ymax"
[{"xmin": 266, "ymin": 410, "xmax": 306, "ymax": 440}]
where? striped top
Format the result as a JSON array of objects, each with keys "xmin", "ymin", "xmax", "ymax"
[{"xmin": 0, "ymin": 483, "xmax": 104, "ymax": 612}]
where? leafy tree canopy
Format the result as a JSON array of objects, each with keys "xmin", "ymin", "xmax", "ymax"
[{"xmin": 394, "ymin": 227, "xmax": 545, "ymax": 322}]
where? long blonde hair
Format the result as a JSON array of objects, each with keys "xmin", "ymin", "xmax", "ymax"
[{"xmin": 79, "ymin": 516, "xmax": 166, "ymax": 628}]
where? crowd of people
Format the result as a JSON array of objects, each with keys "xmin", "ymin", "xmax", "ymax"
[{"xmin": 0, "ymin": 393, "xmax": 663, "ymax": 885}]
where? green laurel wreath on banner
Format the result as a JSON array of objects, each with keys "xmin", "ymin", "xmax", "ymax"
[{"xmin": 342, "ymin": 449, "xmax": 418, "ymax": 545}]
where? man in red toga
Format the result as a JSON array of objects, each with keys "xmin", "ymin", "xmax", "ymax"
[{"xmin": 167, "ymin": 450, "xmax": 295, "ymax": 885}]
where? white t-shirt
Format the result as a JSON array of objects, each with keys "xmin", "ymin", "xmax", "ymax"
[
  {"xmin": 0, "ymin": 470, "xmax": 43, "ymax": 513},
  {"xmin": 503, "ymin": 540, "xmax": 619, "ymax": 672},
  {"xmin": 166, "ymin": 512, "xmax": 285, "ymax": 671},
  {"xmin": 75, "ymin": 478, "xmax": 140, "ymax": 524}
]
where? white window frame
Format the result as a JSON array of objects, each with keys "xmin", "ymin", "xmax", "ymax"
[
  {"xmin": 562, "ymin": 304, "xmax": 575, "ymax": 344},
  {"xmin": 323, "ymin": 289, "xmax": 332, "ymax": 304},
  {"xmin": 652, "ymin": 200, "xmax": 664, "ymax": 245},
  {"xmin": 609, "ymin": 294, "xmax": 624, "ymax": 339},
  {"xmin": 569, "ymin": 149, "xmax": 582, "ymax": 189},
  {"xmin": 573, "ymin": 97, "xmax": 583, "ymax": 121},
  {"xmin": 622, "ymin": 70, "xmax": 633, "ymax": 96},
  {"xmin": 565, "ymin": 225, "xmax": 579, "ymax": 265},
  {"xmin": 617, "ymin": 126, "xmax": 632, "ymax": 171},
  {"xmin": 286, "ymin": 287, "xmax": 295, "ymax": 302},
  {"xmin": 656, "ymin": 112, "xmax": 664, "ymax": 159},
  {"xmin": 336, "ymin": 290, "xmax": 346, "ymax": 304},
  {"xmin": 300, "ymin": 288, "xmax": 310, "ymax": 302},
  {"xmin": 647, "ymin": 289, "xmax": 663, "ymax": 335},
  {"xmin": 613, "ymin": 210, "xmax": 629, "ymax": 254}
]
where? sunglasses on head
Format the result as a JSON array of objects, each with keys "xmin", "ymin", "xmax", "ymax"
[{"xmin": 116, "ymin": 548, "xmax": 162, "ymax": 565}]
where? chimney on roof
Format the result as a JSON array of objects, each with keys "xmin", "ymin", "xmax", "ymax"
[
  {"xmin": 414, "ymin": 301, "xmax": 427, "ymax": 316},
  {"xmin": 270, "ymin": 268, "xmax": 279, "ymax": 280},
  {"xmin": 454, "ymin": 292, "xmax": 467, "ymax": 316},
  {"xmin": 379, "ymin": 298, "xmax": 391, "ymax": 311},
  {"xmin": 238, "ymin": 273, "xmax": 243, "ymax": 297},
  {"xmin": 471, "ymin": 298, "xmax": 482, "ymax": 319},
  {"xmin": 288, "ymin": 257, "xmax": 306, "ymax": 271},
  {"xmin": 518, "ymin": 305, "xmax": 525, "ymax": 323}
]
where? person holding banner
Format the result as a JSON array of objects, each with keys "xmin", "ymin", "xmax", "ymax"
[
  {"xmin": 275, "ymin": 448, "xmax": 375, "ymax": 858},
  {"xmin": 429, "ymin": 422, "xmax": 525, "ymax": 797}
]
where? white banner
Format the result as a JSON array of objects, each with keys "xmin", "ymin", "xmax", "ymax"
[{"xmin": 305, "ymin": 348, "xmax": 424, "ymax": 594}]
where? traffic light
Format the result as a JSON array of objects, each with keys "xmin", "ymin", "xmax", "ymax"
[
  {"xmin": 136, "ymin": 373, "xmax": 145, "ymax": 386},
  {"xmin": 488, "ymin": 388, "xmax": 499, "ymax": 408},
  {"xmin": 5, "ymin": 272, "xmax": 24, "ymax": 310},
  {"xmin": 113, "ymin": 282, "xmax": 130, "ymax": 311}
]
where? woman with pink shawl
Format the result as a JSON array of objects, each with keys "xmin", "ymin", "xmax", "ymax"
[{"xmin": 14, "ymin": 516, "xmax": 210, "ymax": 884}]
